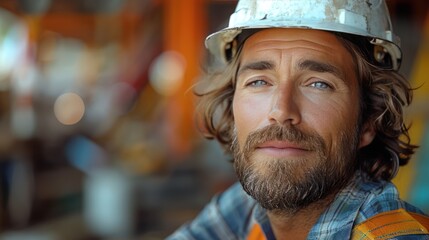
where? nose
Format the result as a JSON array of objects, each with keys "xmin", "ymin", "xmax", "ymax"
[{"xmin": 268, "ymin": 87, "xmax": 301, "ymax": 125}]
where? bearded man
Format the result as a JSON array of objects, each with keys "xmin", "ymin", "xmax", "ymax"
[{"xmin": 168, "ymin": 0, "xmax": 429, "ymax": 239}]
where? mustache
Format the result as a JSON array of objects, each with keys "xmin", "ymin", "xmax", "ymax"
[{"xmin": 237, "ymin": 124, "xmax": 326, "ymax": 155}]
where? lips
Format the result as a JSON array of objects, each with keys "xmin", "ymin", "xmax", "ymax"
[
  {"xmin": 254, "ymin": 140, "xmax": 310, "ymax": 158},
  {"xmin": 256, "ymin": 140, "xmax": 308, "ymax": 150}
]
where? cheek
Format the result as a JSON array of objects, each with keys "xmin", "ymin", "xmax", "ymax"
[
  {"xmin": 232, "ymin": 94, "xmax": 271, "ymax": 144},
  {"xmin": 303, "ymin": 95, "xmax": 360, "ymax": 149},
  {"xmin": 304, "ymin": 85, "xmax": 360, "ymax": 122}
]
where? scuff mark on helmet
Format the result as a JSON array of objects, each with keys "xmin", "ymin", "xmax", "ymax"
[{"xmin": 366, "ymin": 0, "xmax": 373, "ymax": 8}]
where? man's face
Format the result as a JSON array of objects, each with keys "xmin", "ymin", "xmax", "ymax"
[{"xmin": 232, "ymin": 29, "xmax": 375, "ymax": 212}]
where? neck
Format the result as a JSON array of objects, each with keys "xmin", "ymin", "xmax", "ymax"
[{"xmin": 266, "ymin": 195, "xmax": 335, "ymax": 240}]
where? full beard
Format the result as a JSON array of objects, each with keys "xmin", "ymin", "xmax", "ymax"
[{"xmin": 232, "ymin": 124, "xmax": 360, "ymax": 214}]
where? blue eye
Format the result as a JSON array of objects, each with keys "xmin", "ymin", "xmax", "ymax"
[
  {"xmin": 310, "ymin": 81, "xmax": 331, "ymax": 89},
  {"xmin": 247, "ymin": 80, "xmax": 268, "ymax": 87}
]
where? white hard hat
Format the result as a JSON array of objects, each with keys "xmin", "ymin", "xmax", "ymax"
[{"xmin": 206, "ymin": 0, "xmax": 402, "ymax": 70}]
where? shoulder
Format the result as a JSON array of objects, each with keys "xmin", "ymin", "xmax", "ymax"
[
  {"xmin": 167, "ymin": 182, "xmax": 256, "ymax": 240},
  {"xmin": 352, "ymin": 179, "xmax": 429, "ymax": 239},
  {"xmin": 352, "ymin": 208, "xmax": 429, "ymax": 239},
  {"xmin": 357, "ymin": 179, "xmax": 426, "ymax": 220}
]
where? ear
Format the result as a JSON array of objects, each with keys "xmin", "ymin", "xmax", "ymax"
[{"xmin": 358, "ymin": 122, "xmax": 376, "ymax": 149}]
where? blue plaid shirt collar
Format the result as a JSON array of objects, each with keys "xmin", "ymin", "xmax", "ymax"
[
  {"xmin": 252, "ymin": 171, "xmax": 407, "ymax": 239},
  {"xmin": 167, "ymin": 170, "xmax": 427, "ymax": 240}
]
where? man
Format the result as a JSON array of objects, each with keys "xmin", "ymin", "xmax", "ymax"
[{"xmin": 169, "ymin": 0, "xmax": 429, "ymax": 239}]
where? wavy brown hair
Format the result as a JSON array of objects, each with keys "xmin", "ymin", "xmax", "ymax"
[{"xmin": 196, "ymin": 32, "xmax": 417, "ymax": 181}]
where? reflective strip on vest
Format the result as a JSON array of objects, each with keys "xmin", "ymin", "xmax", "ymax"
[{"xmin": 352, "ymin": 208, "xmax": 429, "ymax": 240}]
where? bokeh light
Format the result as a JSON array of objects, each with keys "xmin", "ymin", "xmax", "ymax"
[
  {"xmin": 54, "ymin": 92, "xmax": 85, "ymax": 125},
  {"xmin": 149, "ymin": 51, "xmax": 186, "ymax": 96}
]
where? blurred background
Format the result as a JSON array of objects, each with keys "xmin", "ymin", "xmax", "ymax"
[{"xmin": 0, "ymin": 0, "xmax": 427, "ymax": 239}]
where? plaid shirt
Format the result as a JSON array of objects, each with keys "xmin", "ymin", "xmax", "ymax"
[{"xmin": 168, "ymin": 171, "xmax": 429, "ymax": 239}]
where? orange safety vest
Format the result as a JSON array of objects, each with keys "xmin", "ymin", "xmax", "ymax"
[
  {"xmin": 352, "ymin": 208, "xmax": 429, "ymax": 240},
  {"xmin": 247, "ymin": 209, "xmax": 429, "ymax": 240}
]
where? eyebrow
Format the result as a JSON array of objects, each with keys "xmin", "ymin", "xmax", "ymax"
[
  {"xmin": 237, "ymin": 60, "xmax": 274, "ymax": 76},
  {"xmin": 237, "ymin": 59, "xmax": 344, "ymax": 80},
  {"xmin": 298, "ymin": 59, "xmax": 344, "ymax": 79}
]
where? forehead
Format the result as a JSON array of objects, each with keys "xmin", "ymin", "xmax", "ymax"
[{"xmin": 240, "ymin": 28, "xmax": 354, "ymax": 69}]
